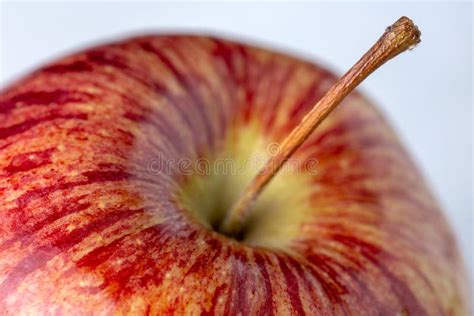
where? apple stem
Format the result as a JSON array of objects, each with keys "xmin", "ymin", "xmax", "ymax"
[{"xmin": 219, "ymin": 16, "xmax": 421, "ymax": 237}]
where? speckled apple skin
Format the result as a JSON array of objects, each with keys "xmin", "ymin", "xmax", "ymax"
[{"xmin": 0, "ymin": 35, "xmax": 470, "ymax": 315}]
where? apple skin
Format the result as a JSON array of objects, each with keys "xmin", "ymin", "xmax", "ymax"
[{"xmin": 0, "ymin": 35, "xmax": 470, "ymax": 315}]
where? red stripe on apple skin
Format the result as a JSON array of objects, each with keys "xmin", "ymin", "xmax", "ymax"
[
  {"xmin": 185, "ymin": 238, "xmax": 222, "ymax": 276},
  {"xmin": 223, "ymin": 249, "xmax": 252, "ymax": 316},
  {"xmin": 288, "ymin": 80, "xmax": 324, "ymax": 121},
  {"xmin": 211, "ymin": 40, "xmax": 239, "ymax": 82},
  {"xmin": 85, "ymin": 49, "xmax": 155, "ymax": 89},
  {"xmin": 301, "ymin": 116, "xmax": 374, "ymax": 150},
  {"xmin": 304, "ymin": 254, "xmax": 349, "ymax": 302},
  {"xmin": 253, "ymin": 252, "xmax": 275, "ymax": 316},
  {"xmin": 123, "ymin": 111, "xmax": 146, "ymax": 122},
  {"xmin": 276, "ymin": 256, "xmax": 305, "ymax": 315},
  {"xmin": 13, "ymin": 169, "xmax": 130, "ymax": 210},
  {"xmin": 0, "ymin": 112, "xmax": 88, "ymax": 139},
  {"xmin": 0, "ymin": 90, "xmax": 94, "ymax": 115},
  {"xmin": 41, "ymin": 60, "xmax": 94, "ymax": 74},
  {"xmin": 323, "ymin": 253, "xmax": 385, "ymax": 314},
  {"xmin": 76, "ymin": 223, "xmax": 175, "ymax": 274},
  {"xmin": 3, "ymin": 148, "xmax": 55, "ymax": 175},
  {"xmin": 258, "ymin": 58, "xmax": 294, "ymax": 133},
  {"xmin": 285, "ymin": 257, "xmax": 323, "ymax": 311},
  {"xmin": 74, "ymin": 231, "xmax": 136, "ymax": 270},
  {"xmin": 209, "ymin": 40, "xmax": 241, "ymax": 122},
  {"xmin": 238, "ymin": 46, "xmax": 255, "ymax": 124},
  {"xmin": 201, "ymin": 284, "xmax": 227, "ymax": 316}
]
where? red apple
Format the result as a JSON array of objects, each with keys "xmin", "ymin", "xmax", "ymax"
[{"xmin": 0, "ymin": 21, "xmax": 470, "ymax": 315}]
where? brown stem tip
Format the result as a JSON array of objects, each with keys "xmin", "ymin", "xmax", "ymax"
[
  {"xmin": 384, "ymin": 16, "xmax": 421, "ymax": 58},
  {"xmin": 219, "ymin": 16, "xmax": 421, "ymax": 237}
]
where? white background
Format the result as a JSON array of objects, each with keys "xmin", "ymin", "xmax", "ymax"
[{"xmin": 1, "ymin": 2, "xmax": 472, "ymax": 281}]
